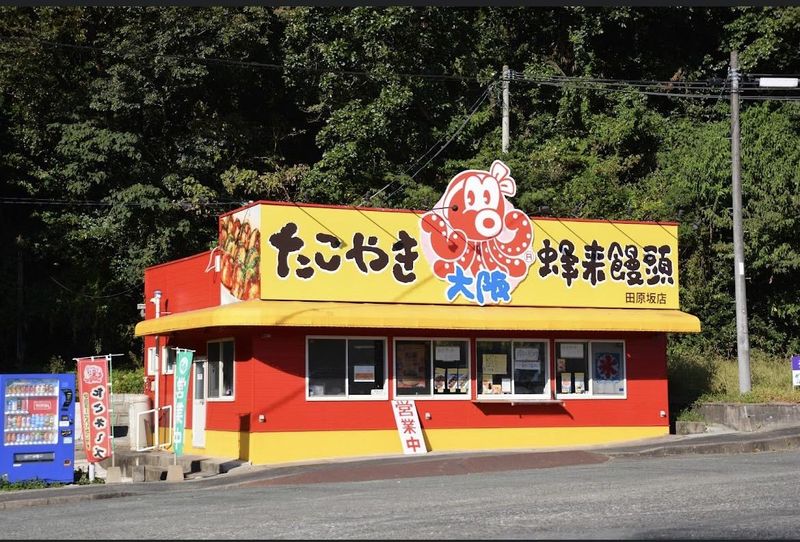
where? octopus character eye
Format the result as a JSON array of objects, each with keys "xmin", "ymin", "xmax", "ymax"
[
  {"xmin": 483, "ymin": 190, "xmax": 491, "ymax": 205},
  {"xmin": 466, "ymin": 191, "xmax": 475, "ymax": 206}
]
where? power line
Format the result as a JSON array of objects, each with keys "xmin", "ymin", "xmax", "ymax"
[
  {"xmin": 519, "ymin": 77, "xmax": 725, "ymax": 92},
  {"xmin": 511, "ymin": 75, "xmax": 726, "ymax": 99},
  {"xmin": 407, "ymin": 83, "xmax": 496, "ymax": 181},
  {"xmin": 49, "ymin": 276, "xmax": 140, "ymax": 300},
  {"xmin": 6, "ymin": 32, "xmax": 799, "ymax": 100},
  {"xmin": 0, "ymin": 34, "xmax": 483, "ymax": 83},
  {"xmin": 744, "ymin": 73, "xmax": 800, "ymax": 78},
  {"xmin": 740, "ymin": 95, "xmax": 800, "ymax": 101},
  {"xmin": 510, "ymin": 72, "xmax": 725, "ymax": 88},
  {"xmin": 511, "ymin": 71, "xmax": 800, "ymax": 100},
  {"xmin": 405, "ymin": 82, "xmax": 498, "ymax": 178},
  {"xmin": 355, "ymin": 80, "xmax": 497, "ymax": 208},
  {"xmin": 0, "ymin": 197, "xmax": 244, "ymax": 208}
]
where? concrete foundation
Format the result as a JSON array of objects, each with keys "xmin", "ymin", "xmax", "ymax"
[
  {"xmin": 675, "ymin": 421, "xmax": 707, "ymax": 435},
  {"xmin": 76, "ymin": 394, "xmax": 151, "ymax": 450},
  {"xmin": 104, "ymin": 466, "xmax": 123, "ymax": 484},
  {"xmin": 166, "ymin": 464, "xmax": 184, "ymax": 482}
]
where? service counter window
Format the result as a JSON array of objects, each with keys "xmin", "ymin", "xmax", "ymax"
[
  {"xmin": 207, "ymin": 339, "xmax": 235, "ymax": 401},
  {"xmin": 477, "ymin": 340, "xmax": 549, "ymax": 397},
  {"xmin": 307, "ymin": 337, "xmax": 387, "ymax": 400},
  {"xmin": 395, "ymin": 339, "xmax": 469, "ymax": 398},
  {"xmin": 556, "ymin": 340, "xmax": 626, "ymax": 398}
]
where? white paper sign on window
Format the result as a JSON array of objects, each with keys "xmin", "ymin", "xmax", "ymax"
[
  {"xmin": 391, "ymin": 399, "xmax": 428, "ymax": 455},
  {"xmin": 560, "ymin": 372, "xmax": 572, "ymax": 393},
  {"xmin": 435, "ymin": 346, "xmax": 461, "ymax": 361},
  {"xmin": 515, "ymin": 348, "xmax": 539, "ymax": 361},
  {"xmin": 561, "ymin": 343, "xmax": 584, "ymax": 358},
  {"xmin": 482, "ymin": 354, "xmax": 507, "ymax": 374},
  {"xmin": 353, "ymin": 365, "xmax": 375, "ymax": 382},
  {"xmin": 515, "ymin": 361, "xmax": 541, "ymax": 371}
]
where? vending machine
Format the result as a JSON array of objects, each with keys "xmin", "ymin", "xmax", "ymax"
[{"xmin": 1, "ymin": 373, "xmax": 75, "ymax": 483}]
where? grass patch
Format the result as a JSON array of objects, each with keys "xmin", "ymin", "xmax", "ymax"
[
  {"xmin": 697, "ymin": 349, "xmax": 800, "ymax": 403},
  {"xmin": 675, "ymin": 408, "xmax": 705, "ymax": 422},
  {"xmin": 111, "ymin": 365, "xmax": 145, "ymax": 394},
  {"xmin": 73, "ymin": 467, "xmax": 105, "ymax": 485},
  {"xmin": 0, "ymin": 468, "xmax": 105, "ymax": 491},
  {"xmin": 0, "ymin": 478, "xmax": 56, "ymax": 491},
  {"xmin": 668, "ymin": 343, "xmax": 800, "ymax": 420}
]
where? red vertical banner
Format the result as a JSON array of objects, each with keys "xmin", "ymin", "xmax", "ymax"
[{"xmin": 77, "ymin": 356, "xmax": 112, "ymax": 463}]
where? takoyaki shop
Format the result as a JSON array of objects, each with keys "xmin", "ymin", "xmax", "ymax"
[{"xmin": 134, "ymin": 161, "xmax": 700, "ymax": 465}]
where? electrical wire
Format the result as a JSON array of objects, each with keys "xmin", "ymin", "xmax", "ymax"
[
  {"xmin": 516, "ymin": 79, "xmax": 725, "ymax": 93},
  {"xmin": 5, "ymin": 33, "xmax": 798, "ymax": 97},
  {"xmin": 3, "ymin": 33, "xmax": 797, "ymax": 219},
  {"xmin": 0, "ymin": 34, "xmax": 482, "ymax": 82},
  {"xmin": 512, "ymin": 72, "xmax": 800, "ymax": 101},
  {"xmin": 740, "ymin": 95, "xmax": 800, "ymax": 101},
  {"xmin": 0, "ymin": 197, "xmax": 245, "ymax": 207},
  {"xmin": 511, "ymin": 75, "xmax": 727, "ymax": 99},
  {"xmin": 354, "ymin": 80, "xmax": 497, "ymax": 208},
  {"xmin": 49, "ymin": 276, "xmax": 140, "ymax": 299},
  {"xmin": 510, "ymin": 72, "xmax": 726, "ymax": 90},
  {"xmin": 745, "ymin": 73, "xmax": 800, "ymax": 78},
  {"xmin": 408, "ymin": 82, "xmax": 496, "ymax": 181}
]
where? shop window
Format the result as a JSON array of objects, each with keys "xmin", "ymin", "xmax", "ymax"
[
  {"xmin": 556, "ymin": 341, "xmax": 626, "ymax": 397},
  {"xmin": 161, "ymin": 346, "xmax": 175, "ymax": 375},
  {"xmin": 147, "ymin": 347, "xmax": 158, "ymax": 376},
  {"xmin": 395, "ymin": 339, "xmax": 469, "ymax": 398},
  {"xmin": 477, "ymin": 340, "xmax": 549, "ymax": 397},
  {"xmin": 591, "ymin": 342, "xmax": 626, "ymax": 396},
  {"xmin": 556, "ymin": 342, "xmax": 588, "ymax": 395},
  {"xmin": 307, "ymin": 337, "xmax": 386, "ymax": 400},
  {"xmin": 207, "ymin": 339, "xmax": 235, "ymax": 400}
]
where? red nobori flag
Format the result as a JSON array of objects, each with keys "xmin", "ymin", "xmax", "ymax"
[{"xmin": 77, "ymin": 356, "xmax": 112, "ymax": 463}]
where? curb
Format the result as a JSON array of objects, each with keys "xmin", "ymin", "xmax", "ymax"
[
  {"xmin": 605, "ymin": 434, "xmax": 800, "ymax": 459},
  {"xmin": 3, "ymin": 429, "xmax": 800, "ymax": 509},
  {"xmin": 0, "ymin": 490, "xmax": 135, "ymax": 511}
]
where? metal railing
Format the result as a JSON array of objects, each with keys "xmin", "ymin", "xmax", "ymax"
[{"xmin": 134, "ymin": 405, "xmax": 173, "ymax": 452}]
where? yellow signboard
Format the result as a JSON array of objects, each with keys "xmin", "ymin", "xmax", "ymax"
[{"xmin": 255, "ymin": 201, "xmax": 679, "ymax": 309}]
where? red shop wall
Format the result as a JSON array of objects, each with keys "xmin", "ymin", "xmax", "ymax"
[
  {"xmin": 151, "ymin": 327, "xmax": 258, "ymax": 432},
  {"xmin": 197, "ymin": 327, "xmax": 671, "ymax": 435},
  {"xmin": 141, "ymin": 250, "xmax": 221, "ymax": 355},
  {"xmin": 143, "ymin": 250, "xmax": 221, "ymax": 318}
]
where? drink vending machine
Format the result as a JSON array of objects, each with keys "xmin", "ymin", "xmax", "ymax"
[{"xmin": 1, "ymin": 373, "xmax": 75, "ymax": 483}]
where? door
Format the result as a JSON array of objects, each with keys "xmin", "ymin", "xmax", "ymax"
[{"xmin": 192, "ymin": 358, "xmax": 207, "ymax": 448}]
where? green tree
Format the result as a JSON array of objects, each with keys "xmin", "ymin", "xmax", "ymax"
[{"xmin": 1, "ymin": 6, "xmax": 799, "ymax": 372}]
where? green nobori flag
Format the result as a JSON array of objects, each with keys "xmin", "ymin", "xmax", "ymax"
[{"xmin": 173, "ymin": 350, "xmax": 193, "ymax": 456}]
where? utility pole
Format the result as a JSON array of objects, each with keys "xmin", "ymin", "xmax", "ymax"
[
  {"xmin": 729, "ymin": 50, "xmax": 751, "ymax": 393},
  {"xmin": 502, "ymin": 65, "xmax": 510, "ymax": 153}
]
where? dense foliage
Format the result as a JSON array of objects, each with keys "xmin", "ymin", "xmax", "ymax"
[{"xmin": 1, "ymin": 6, "xmax": 799, "ymax": 372}]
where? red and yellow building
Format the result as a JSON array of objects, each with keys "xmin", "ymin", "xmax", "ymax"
[{"xmin": 134, "ymin": 162, "xmax": 700, "ymax": 465}]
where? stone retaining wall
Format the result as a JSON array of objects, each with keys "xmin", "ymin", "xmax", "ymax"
[
  {"xmin": 697, "ymin": 402, "xmax": 800, "ymax": 432},
  {"xmin": 76, "ymin": 393, "xmax": 151, "ymax": 442}
]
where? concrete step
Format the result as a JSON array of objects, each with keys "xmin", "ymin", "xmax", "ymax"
[
  {"xmin": 98, "ymin": 448, "xmax": 245, "ymax": 482},
  {"xmin": 132, "ymin": 464, "xmax": 170, "ymax": 482}
]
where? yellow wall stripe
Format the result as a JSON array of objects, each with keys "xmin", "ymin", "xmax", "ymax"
[{"xmin": 177, "ymin": 426, "xmax": 668, "ymax": 465}]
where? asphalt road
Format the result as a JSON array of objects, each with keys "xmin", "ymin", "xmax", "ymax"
[{"xmin": 3, "ymin": 450, "xmax": 800, "ymax": 539}]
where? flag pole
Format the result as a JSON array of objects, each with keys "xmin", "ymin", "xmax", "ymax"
[
  {"xmin": 74, "ymin": 353, "xmax": 124, "ymax": 480},
  {"xmin": 170, "ymin": 348, "xmax": 196, "ymax": 466},
  {"xmin": 104, "ymin": 354, "xmax": 124, "ymax": 469}
]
